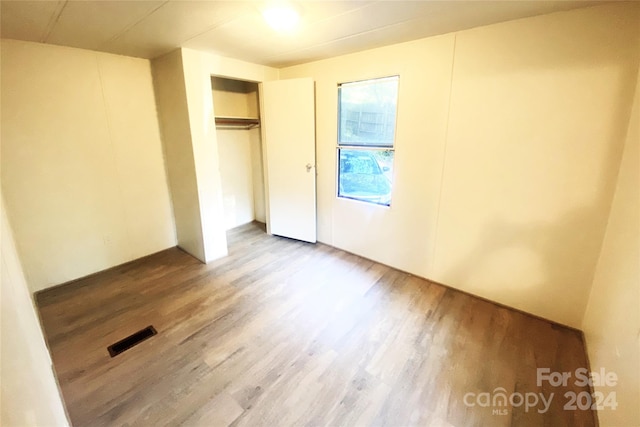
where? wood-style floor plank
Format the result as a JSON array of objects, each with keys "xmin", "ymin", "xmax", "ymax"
[{"xmin": 37, "ymin": 222, "xmax": 595, "ymax": 426}]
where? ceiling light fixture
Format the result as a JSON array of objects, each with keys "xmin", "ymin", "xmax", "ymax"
[{"xmin": 262, "ymin": 3, "xmax": 300, "ymax": 32}]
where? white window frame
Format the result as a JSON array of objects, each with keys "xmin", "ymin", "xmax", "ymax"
[{"xmin": 336, "ymin": 76, "xmax": 399, "ymax": 206}]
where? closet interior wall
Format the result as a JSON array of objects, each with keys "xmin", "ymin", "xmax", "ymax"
[{"xmin": 212, "ymin": 77, "xmax": 266, "ymax": 230}]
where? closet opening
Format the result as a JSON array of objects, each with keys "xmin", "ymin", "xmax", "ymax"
[{"xmin": 212, "ymin": 76, "xmax": 266, "ymax": 236}]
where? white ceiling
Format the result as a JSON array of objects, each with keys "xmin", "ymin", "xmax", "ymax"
[{"xmin": 1, "ymin": 0, "xmax": 602, "ymax": 68}]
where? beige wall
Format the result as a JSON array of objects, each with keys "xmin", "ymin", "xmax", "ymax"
[
  {"xmin": 153, "ymin": 48, "xmax": 277, "ymax": 261},
  {"xmin": 197, "ymin": 50, "xmax": 277, "ymax": 238},
  {"xmin": 582, "ymin": 71, "xmax": 640, "ymax": 426},
  {"xmin": 213, "ymin": 78, "xmax": 265, "ymax": 228},
  {"xmin": 282, "ymin": 34, "xmax": 454, "ymax": 266},
  {"xmin": 152, "ymin": 49, "xmax": 207, "ymax": 261},
  {"xmin": 1, "ymin": 198, "xmax": 69, "ymax": 426},
  {"xmin": 217, "ymin": 129, "xmax": 256, "ymax": 229},
  {"xmin": 280, "ymin": 2, "xmax": 640, "ymax": 327},
  {"xmin": 250, "ymin": 128, "xmax": 266, "ymax": 223},
  {"xmin": 211, "ymin": 77, "xmax": 260, "ymax": 119},
  {"xmin": 180, "ymin": 48, "xmax": 228, "ymax": 262},
  {"xmin": 1, "ymin": 40, "xmax": 176, "ymax": 292}
]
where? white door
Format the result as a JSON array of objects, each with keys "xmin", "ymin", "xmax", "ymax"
[{"xmin": 262, "ymin": 78, "xmax": 316, "ymax": 243}]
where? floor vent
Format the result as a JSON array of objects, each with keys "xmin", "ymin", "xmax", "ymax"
[{"xmin": 108, "ymin": 326, "xmax": 157, "ymax": 357}]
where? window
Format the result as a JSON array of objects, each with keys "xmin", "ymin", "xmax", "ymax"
[{"xmin": 337, "ymin": 76, "xmax": 398, "ymax": 206}]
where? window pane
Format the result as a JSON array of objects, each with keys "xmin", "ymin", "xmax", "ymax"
[
  {"xmin": 338, "ymin": 76, "xmax": 399, "ymax": 147},
  {"xmin": 338, "ymin": 149, "xmax": 394, "ymax": 206}
]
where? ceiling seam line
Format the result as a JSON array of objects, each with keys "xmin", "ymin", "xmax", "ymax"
[
  {"xmin": 179, "ymin": 15, "xmax": 244, "ymax": 45},
  {"xmin": 264, "ymin": 13, "xmax": 430, "ymax": 62},
  {"xmin": 97, "ymin": 0, "xmax": 170, "ymax": 50},
  {"xmin": 41, "ymin": 0, "xmax": 68, "ymax": 43}
]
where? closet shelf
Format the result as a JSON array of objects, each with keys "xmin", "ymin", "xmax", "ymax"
[{"xmin": 215, "ymin": 116, "xmax": 260, "ymax": 130}]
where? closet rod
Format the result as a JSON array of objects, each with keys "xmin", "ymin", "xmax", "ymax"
[{"xmin": 215, "ymin": 116, "xmax": 260, "ymax": 130}]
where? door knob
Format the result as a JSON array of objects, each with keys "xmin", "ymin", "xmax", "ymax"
[{"xmin": 306, "ymin": 163, "xmax": 314, "ymax": 172}]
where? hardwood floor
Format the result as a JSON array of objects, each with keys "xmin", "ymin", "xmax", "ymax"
[{"xmin": 37, "ymin": 222, "xmax": 595, "ymax": 427}]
